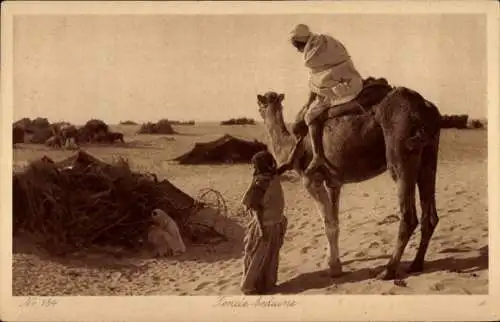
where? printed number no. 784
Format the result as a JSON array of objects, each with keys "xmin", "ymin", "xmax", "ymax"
[{"xmin": 19, "ymin": 297, "xmax": 58, "ymax": 308}]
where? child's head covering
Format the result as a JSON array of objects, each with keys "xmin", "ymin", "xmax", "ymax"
[
  {"xmin": 251, "ymin": 150, "xmax": 277, "ymax": 176},
  {"xmin": 242, "ymin": 151, "xmax": 278, "ymax": 211}
]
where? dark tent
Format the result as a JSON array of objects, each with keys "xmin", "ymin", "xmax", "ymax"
[{"xmin": 172, "ymin": 134, "xmax": 268, "ymax": 164}]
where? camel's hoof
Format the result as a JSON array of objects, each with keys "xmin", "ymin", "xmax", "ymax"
[
  {"xmin": 378, "ymin": 269, "xmax": 397, "ymax": 280},
  {"xmin": 329, "ymin": 266, "xmax": 343, "ymax": 277},
  {"xmin": 328, "ymin": 260, "xmax": 343, "ymax": 277},
  {"xmin": 407, "ymin": 262, "xmax": 424, "ymax": 274}
]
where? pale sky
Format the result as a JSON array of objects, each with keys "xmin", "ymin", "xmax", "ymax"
[{"xmin": 13, "ymin": 14, "xmax": 487, "ymax": 124}]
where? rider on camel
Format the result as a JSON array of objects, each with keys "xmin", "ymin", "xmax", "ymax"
[{"xmin": 288, "ymin": 24, "xmax": 365, "ymax": 176}]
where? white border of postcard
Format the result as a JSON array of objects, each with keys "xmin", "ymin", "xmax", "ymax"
[{"xmin": 1, "ymin": 1, "xmax": 499, "ymax": 321}]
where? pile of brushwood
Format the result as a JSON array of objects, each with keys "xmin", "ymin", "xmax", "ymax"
[
  {"xmin": 13, "ymin": 150, "xmax": 228, "ymax": 255},
  {"xmin": 169, "ymin": 120, "xmax": 195, "ymax": 126},
  {"xmin": 12, "ymin": 118, "xmax": 125, "ymax": 146},
  {"xmin": 13, "ymin": 117, "xmax": 54, "ymax": 144},
  {"xmin": 468, "ymin": 119, "xmax": 486, "ymax": 129},
  {"xmin": 220, "ymin": 117, "xmax": 256, "ymax": 126},
  {"xmin": 137, "ymin": 119, "xmax": 176, "ymax": 134},
  {"xmin": 119, "ymin": 120, "xmax": 138, "ymax": 125},
  {"xmin": 440, "ymin": 114, "xmax": 469, "ymax": 129}
]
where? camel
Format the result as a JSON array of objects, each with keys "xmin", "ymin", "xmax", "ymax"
[{"xmin": 256, "ymin": 80, "xmax": 441, "ymax": 280}]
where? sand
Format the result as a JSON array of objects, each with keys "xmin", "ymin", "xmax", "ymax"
[{"xmin": 12, "ymin": 123, "xmax": 488, "ymax": 295}]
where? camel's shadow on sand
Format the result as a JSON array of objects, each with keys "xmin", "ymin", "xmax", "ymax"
[{"xmin": 275, "ymin": 246, "xmax": 488, "ymax": 294}]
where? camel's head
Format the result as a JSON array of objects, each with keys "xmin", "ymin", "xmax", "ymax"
[{"xmin": 257, "ymin": 91, "xmax": 285, "ymax": 121}]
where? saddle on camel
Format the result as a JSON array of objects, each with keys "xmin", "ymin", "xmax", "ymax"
[{"xmin": 281, "ymin": 24, "xmax": 395, "ymax": 177}]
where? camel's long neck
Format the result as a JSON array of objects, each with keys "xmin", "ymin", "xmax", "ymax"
[{"xmin": 263, "ymin": 111, "xmax": 296, "ymax": 165}]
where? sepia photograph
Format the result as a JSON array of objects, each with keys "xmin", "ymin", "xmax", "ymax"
[{"xmin": 1, "ymin": 1, "xmax": 499, "ymax": 321}]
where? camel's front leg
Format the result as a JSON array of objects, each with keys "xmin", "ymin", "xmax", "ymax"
[{"xmin": 303, "ymin": 176, "xmax": 342, "ymax": 276}]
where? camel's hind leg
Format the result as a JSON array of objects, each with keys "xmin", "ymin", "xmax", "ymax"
[
  {"xmin": 381, "ymin": 134, "xmax": 422, "ymax": 280},
  {"xmin": 382, "ymin": 166, "xmax": 420, "ymax": 280},
  {"xmin": 376, "ymin": 87, "xmax": 440, "ymax": 279},
  {"xmin": 408, "ymin": 136, "xmax": 440, "ymax": 273},
  {"xmin": 303, "ymin": 175, "xmax": 342, "ymax": 276}
]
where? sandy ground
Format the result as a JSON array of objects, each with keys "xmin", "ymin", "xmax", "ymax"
[{"xmin": 12, "ymin": 124, "xmax": 488, "ymax": 295}]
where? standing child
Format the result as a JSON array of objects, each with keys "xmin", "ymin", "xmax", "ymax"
[{"xmin": 240, "ymin": 150, "xmax": 288, "ymax": 295}]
